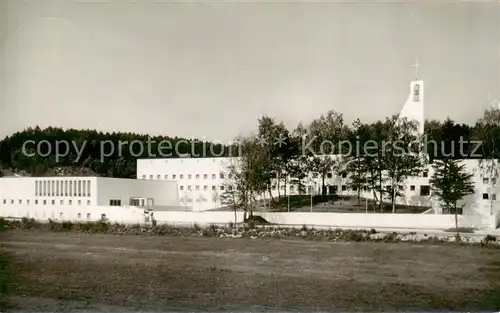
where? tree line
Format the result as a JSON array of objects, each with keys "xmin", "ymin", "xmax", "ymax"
[{"xmin": 219, "ymin": 107, "xmax": 500, "ymax": 224}]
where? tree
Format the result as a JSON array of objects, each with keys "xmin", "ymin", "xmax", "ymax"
[
  {"xmin": 220, "ymin": 136, "xmax": 269, "ymax": 219},
  {"xmin": 475, "ymin": 107, "xmax": 500, "ymax": 215},
  {"xmin": 430, "ymin": 159, "xmax": 475, "ymax": 229},
  {"xmin": 304, "ymin": 110, "xmax": 348, "ymax": 197},
  {"xmin": 383, "ymin": 115, "xmax": 425, "ymax": 213}
]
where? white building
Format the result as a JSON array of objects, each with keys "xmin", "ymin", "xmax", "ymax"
[
  {"xmin": 136, "ymin": 79, "xmax": 499, "ymax": 228},
  {"xmin": 0, "ymin": 176, "xmax": 180, "ymax": 223},
  {"xmin": 136, "ymin": 157, "xmax": 232, "ymax": 211}
]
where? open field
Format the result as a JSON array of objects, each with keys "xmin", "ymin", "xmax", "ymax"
[{"xmin": 1, "ymin": 230, "xmax": 500, "ymax": 312}]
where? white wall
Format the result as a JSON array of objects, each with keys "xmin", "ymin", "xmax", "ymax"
[
  {"xmin": 1, "ymin": 204, "xmax": 495, "ymax": 229},
  {"xmin": 148, "ymin": 211, "xmax": 474, "ymax": 230},
  {"xmin": 0, "ymin": 204, "xmax": 146, "ymax": 224},
  {"xmin": 0, "ymin": 176, "xmax": 98, "ymax": 206},
  {"xmin": 95, "ymin": 177, "xmax": 179, "ymax": 207}
]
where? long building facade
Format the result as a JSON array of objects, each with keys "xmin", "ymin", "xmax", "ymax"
[{"xmin": 135, "ymin": 79, "xmax": 499, "ymax": 228}]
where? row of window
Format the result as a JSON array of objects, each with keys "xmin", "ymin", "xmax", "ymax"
[
  {"xmin": 483, "ymin": 178, "xmax": 497, "ymax": 185},
  {"xmin": 143, "ymin": 171, "xmax": 435, "ymax": 182},
  {"xmin": 180, "ymin": 185, "xmax": 230, "ymax": 191},
  {"xmin": 142, "ymin": 172, "xmax": 350, "ymax": 181},
  {"xmin": 15, "ymin": 212, "xmax": 106, "ymax": 220},
  {"xmin": 2, "ymin": 198, "xmax": 91, "ymax": 205},
  {"xmin": 483, "ymin": 193, "xmax": 497, "ymax": 200},
  {"xmin": 143, "ymin": 173, "xmax": 230, "ymax": 180},
  {"xmin": 34, "ymin": 180, "xmax": 91, "ymax": 197}
]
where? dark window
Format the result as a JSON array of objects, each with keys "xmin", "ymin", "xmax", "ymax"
[
  {"xmin": 410, "ymin": 185, "xmax": 416, "ymax": 191},
  {"xmin": 420, "ymin": 185, "xmax": 430, "ymax": 196},
  {"xmin": 342, "ymin": 185, "xmax": 347, "ymax": 191},
  {"xmin": 327, "ymin": 173, "xmax": 333, "ymax": 178},
  {"xmin": 483, "ymin": 193, "xmax": 489, "ymax": 200},
  {"xmin": 422, "ymin": 171, "xmax": 428, "ymax": 178},
  {"xmin": 109, "ymin": 199, "xmax": 121, "ymax": 206},
  {"xmin": 341, "ymin": 172, "xmax": 347, "ymax": 178}
]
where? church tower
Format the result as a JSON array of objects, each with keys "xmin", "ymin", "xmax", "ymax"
[{"xmin": 399, "ymin": 59, "xmax": 424, "ymax": 135}]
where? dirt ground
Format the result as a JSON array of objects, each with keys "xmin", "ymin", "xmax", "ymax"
[{"xmin": 1, "ymin": 230, "xmax": 500, "ymax": 312}]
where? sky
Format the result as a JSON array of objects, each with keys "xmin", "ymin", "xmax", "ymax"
[{"xmin": 0, "ymin": 0, "xmax": 499, "ymax": 143}]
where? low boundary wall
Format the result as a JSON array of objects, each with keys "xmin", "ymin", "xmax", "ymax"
[{"xmin": 0, "ymin": 204, "xmax": 494, "ymax": 230}]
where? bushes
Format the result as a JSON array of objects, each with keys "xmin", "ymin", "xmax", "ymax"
[{"xmin": 0, "ymin": 218, "xmax": 499, "ymax": 247}]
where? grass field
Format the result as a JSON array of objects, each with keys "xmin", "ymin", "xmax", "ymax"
[{"xmin": 0, "ymin": 230, "xmax": 499, "ymax": 312}]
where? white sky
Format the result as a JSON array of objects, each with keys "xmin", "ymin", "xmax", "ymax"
[{"xmin": 1, "ymin": 0, "xmax": 499, "ymax": 142}]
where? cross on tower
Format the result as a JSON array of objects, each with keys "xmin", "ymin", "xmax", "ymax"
[{"xmin": 412, "ymin": 57, "xmax": 420, "ymax": 80}]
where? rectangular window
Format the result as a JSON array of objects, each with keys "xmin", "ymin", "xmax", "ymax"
[
  {"xmin": 35, "ymin": 200, "xmax": 38, "ymax": 205},
  {"xmin": 109, "ymin": 199, "xmax": 122, "ymax": 206},
  {"xmin": 87, "ymin": 180, "xmax": 91, "ymax": 197},
  {"xmin": 51, "ymin": 200, "xmax": 55, "ymax": 205},
  {"xmin": 493, "ymin": 194, "xmax": 497, "ymax": 200},
  {"xmin": 43, "ymin": 181, "xmax": 46, "ymax": 196},
  {"xmin": 493, "ymin": 178, "xmax": 497, "ymax": 185},
  {"xmin": 27, "ymin": 199, "xmax": 30, "ymax": 205},
  {"xmin": 35, "ymin": 181, "xmax": 38, "ymax": 196},
  {"xmin": 410, "ymin": 185, "xmax": 416, "ymax": 191},
  {"xmin": 483, "ymin": 178, "xmax": 489, "ymax": 185},
  {"xmin": 483, "ymin": 193, "xmax": 489, "ymax": 200},
  {"xmin": 60, "ymin": 200, "xmax": 63, "ymax": 205},
  {"xmin": 220, "ymin": 186, "xmax": 225, "ymax": 191},
  {"xmin": 142, "ymin": 175, "xmax": 146, "ymax": 179},
  {"xmin": 180, "ymin": 186, "xmax": 184, "ymax": 190},
  {"xmin": 82, "ymin": 180, "xmax": 86, "ymax": 197},
  {"xmin": 65, "ymin": 181, "xmax": 68, "ymax": 196},
  {"xmin": 78, "ymin": 180, "xmax": 82, "ymax": 196},
  {"xmin": 422, "ymin": 171, "xmax": 428, "ymax": 178},
  {"xmin": 52, "ymin": 180, "xmax": 55, "ymax": 196},
  {"xmin": 212, "ymin": 174, "xmax": 216, "ymax": 179},
  {"xmin": 157, "ymin": 175, "xmax": 160, "ymax": 179},
  {"xmin": 327, "ymin": 173, "xmax": 333, "ymax": 178},
  {"xmin": 73, "ymin": 180, "xmax": 77, "ymax": 196},
  {"xmin": 203, "ymin": 185, "xmax": 208, "ymax": 191},
  {"xmin": 196, "ymin": 185, "xmax": 200, "ymax": 190},
  {"xmin": 342, "ymin": 185, "xmax": 347, "ymax": 191},
  {"xmin": 196, "ymin": 174, "xmax": 200, "ymax": 179},
  {"xmin": 188, "ymin": 186, "xmax": 192, "ymax": 191},
  {"xmin": 69, "ymin": 181, "xmax": 72, "ymax": 196},
  {"xmin": 220, "ymin": 173, "xmax": 225, "ymax": 179},
  {"xmin": 164, "ymin": 175, "xmax": 168, "ymax": 179},
  {"xmin": 212, "ymin": 186, "xmax": 216, "ymax": 191},
  {"xmin": 341, "ymin": 172, "xmax": 347, "ymax": 178},
  {"xmin": 420, "ymin": 185, "xmax": 430, "ymax": 196},
  {"xmin": 56, "ymin": 181, "xmax": 60, "ymax": 196},
  {"xmin": 172, "ymin": 174, "xmax": 176, "ymax": 179},
  {"xmin": 188, "ymin": 174, "xmax": 192, "ymax": 179},
  {"xmin": 149, "ymin": 175, "xmax": 153, "ymax": 179},
  {"xmin": 204, "ymin": 174, "xmax": 208, "ymax": 179}
]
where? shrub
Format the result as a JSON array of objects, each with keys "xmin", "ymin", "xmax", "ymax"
[
  {"xmin": 21, "ymin": 217, "xmax": 39, "ymax": 230},
  {"xmin": 244, "ymin": 215, "xmax": 269, "ymax": 224},
  {"xmin": 483, "ymin": 234, "xmax": 497, "ymax": 245}
]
